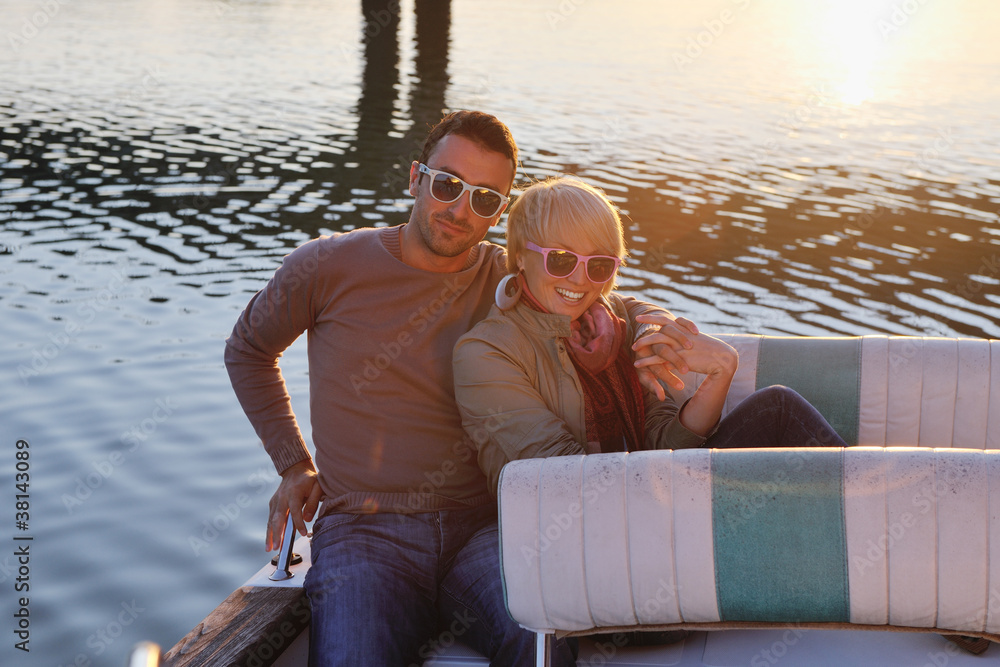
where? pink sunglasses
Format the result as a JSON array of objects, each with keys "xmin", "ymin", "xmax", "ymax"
[{"xmin": 525, "ymin": 242, "xmax": 621, "ymax": 283}]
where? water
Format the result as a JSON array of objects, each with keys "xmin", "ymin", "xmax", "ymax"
[{"xmin": 1, "ymin": 0, "xmax": 998, "ymax": 664}]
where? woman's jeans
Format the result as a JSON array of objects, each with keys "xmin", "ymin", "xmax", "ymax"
[
  {"xmin": 706, "ymin": 385, "xmax": 848, "ymax": 449},
  {"xmin": 304, "ymin": 503, "xmax": 576, "ymax": 667}
]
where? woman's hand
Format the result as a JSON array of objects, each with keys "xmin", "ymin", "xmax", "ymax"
[
  {"xmin": 631, "ymin": 314, "xmax": 700, "ymax": 400},
  {"xmin": 665, "ymin": 334, "xmax": 739, "ymax": 437},
  {"xmin": 676, "ymin": 333, "xmax": 739, "ymax": 382}
]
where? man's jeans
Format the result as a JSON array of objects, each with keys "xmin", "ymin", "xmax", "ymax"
[
  {"xmin": 304, "ymin": 503, "xmax": 576, "ymax": 666},
  {"xmin": 706, "ymin": 385, "xmax": 848, "ymax": 449}
]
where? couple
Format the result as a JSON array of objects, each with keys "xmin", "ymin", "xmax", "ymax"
[{"xmin": 225, "ymin": 110, "xmax": 845, "ymax": 666}]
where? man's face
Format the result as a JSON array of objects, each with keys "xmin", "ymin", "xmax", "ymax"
[{"xmin": 407, "ymin": 134, "xmax": 513, "ymax": 263}]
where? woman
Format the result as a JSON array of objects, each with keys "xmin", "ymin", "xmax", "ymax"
[{"xmin": 453, "ymin": 177, "xmax": 846, "ymax": 496}]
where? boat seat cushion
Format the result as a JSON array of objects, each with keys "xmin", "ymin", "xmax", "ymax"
[
  {"xmin": 498, "ymin": 448, "xmax": 1000, "ymax": 642},
  {"xmin": 674, "ymin": 335, "xmax": 1000, "ymax": 450}
]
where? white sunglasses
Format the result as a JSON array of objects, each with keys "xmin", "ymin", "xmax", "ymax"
[{"xmin": 417, "ymin": 163, "xmax": 509, "ymax": 218}]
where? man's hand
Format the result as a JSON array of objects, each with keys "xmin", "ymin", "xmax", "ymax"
[
  {"xmin": 266, "ymin": 459, "xmax": 323, "ymax": 552},
  {"xmin": 631, "ymin": 314, "xmax": 700, "ymax": 400}
]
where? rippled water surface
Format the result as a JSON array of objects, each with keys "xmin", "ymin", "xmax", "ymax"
[{"xmin": 2, "ymin": 0, "xmax": 999, "ymax": 664}]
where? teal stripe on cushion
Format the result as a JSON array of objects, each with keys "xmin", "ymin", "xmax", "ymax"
[
  {"xmin": 756, "ymin": 336, "xmax": 862, "ymax": 446},
  {"xmin": 712, "ymin": 449, "xmax": 849, "ymax": 623}
]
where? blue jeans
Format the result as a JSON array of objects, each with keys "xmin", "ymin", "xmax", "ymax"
[
  {"xmin": 706, "ymin": 385, "xmax": 848, "ymax": 449},
  {"xmin": 304, "ymin": 504, "xmax": 576, "ymax": 667}
]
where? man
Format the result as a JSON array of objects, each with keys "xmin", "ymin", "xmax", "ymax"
[{"xmin": 225, "ymin": 110, "xmax": 687, "ymax": 666}]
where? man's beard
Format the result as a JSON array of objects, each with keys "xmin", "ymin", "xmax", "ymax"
[{"xmin": 417, "ymin": 211, "xmax": 481, "ymax": 258}]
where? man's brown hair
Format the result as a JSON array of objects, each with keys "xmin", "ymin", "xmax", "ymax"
[{"xmin": 418, "ymin": 111, "xmax": 518, "ymax": 189}]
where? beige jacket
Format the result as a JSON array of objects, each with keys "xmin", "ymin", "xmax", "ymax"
[{"xmin": 453, "ymin": 287, "xmax": 706, "ymax": 496}]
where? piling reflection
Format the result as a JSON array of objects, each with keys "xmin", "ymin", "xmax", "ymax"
[{"xmin": 336, "ymin": 0, "xmax": 452, "ymax": 224}]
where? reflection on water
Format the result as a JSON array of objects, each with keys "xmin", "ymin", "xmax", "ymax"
[
  {"xmin": 1, "ymin": 0, "xmax": 999, "ymax": 664},
  {"xmin": 4, "ymin": 1, "xmax": 998, "ymax": 336}
]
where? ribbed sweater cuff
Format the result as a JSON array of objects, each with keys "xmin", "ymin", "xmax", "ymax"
[{"xmin": 266, "ymin": 436, "xmax": 313, "ymax": 474}]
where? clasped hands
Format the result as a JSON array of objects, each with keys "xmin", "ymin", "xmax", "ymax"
[{"xmin": 631, "ymin": 313, "xmax": 739, "ymax": 401}]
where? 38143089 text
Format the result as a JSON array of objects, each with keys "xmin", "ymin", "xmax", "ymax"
[{"xmin": 13, "ymin": 439, "xmax": 32, "ymax": 653}]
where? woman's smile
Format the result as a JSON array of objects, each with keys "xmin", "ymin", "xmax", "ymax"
[{"xmin": 555, "ymin": 286, "xmax": 585, "ymax": 302}]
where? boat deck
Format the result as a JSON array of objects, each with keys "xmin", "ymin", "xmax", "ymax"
[{"xmin": 270, "ymin": 622, "xmax": 988, "ymax": 666}]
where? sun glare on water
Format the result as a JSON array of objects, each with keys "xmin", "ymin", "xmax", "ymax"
[{"xmin": 818, "ymin": 0, "xmax": 902, "ymax": 106}]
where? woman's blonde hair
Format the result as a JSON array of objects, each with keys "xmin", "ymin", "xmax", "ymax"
[{"xmin": 505, "ymin": 177, "xmax": 626, "ymax": 295}]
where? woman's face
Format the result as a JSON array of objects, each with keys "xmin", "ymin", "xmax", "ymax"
[{"xmin": 518, "ymin": 232, "xmax": 618, "ymax": 320}]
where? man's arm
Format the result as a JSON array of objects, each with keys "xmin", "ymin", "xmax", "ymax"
[{"xmin": 224, "ymin": 240, "xmax": 325, "ymax": 547}]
